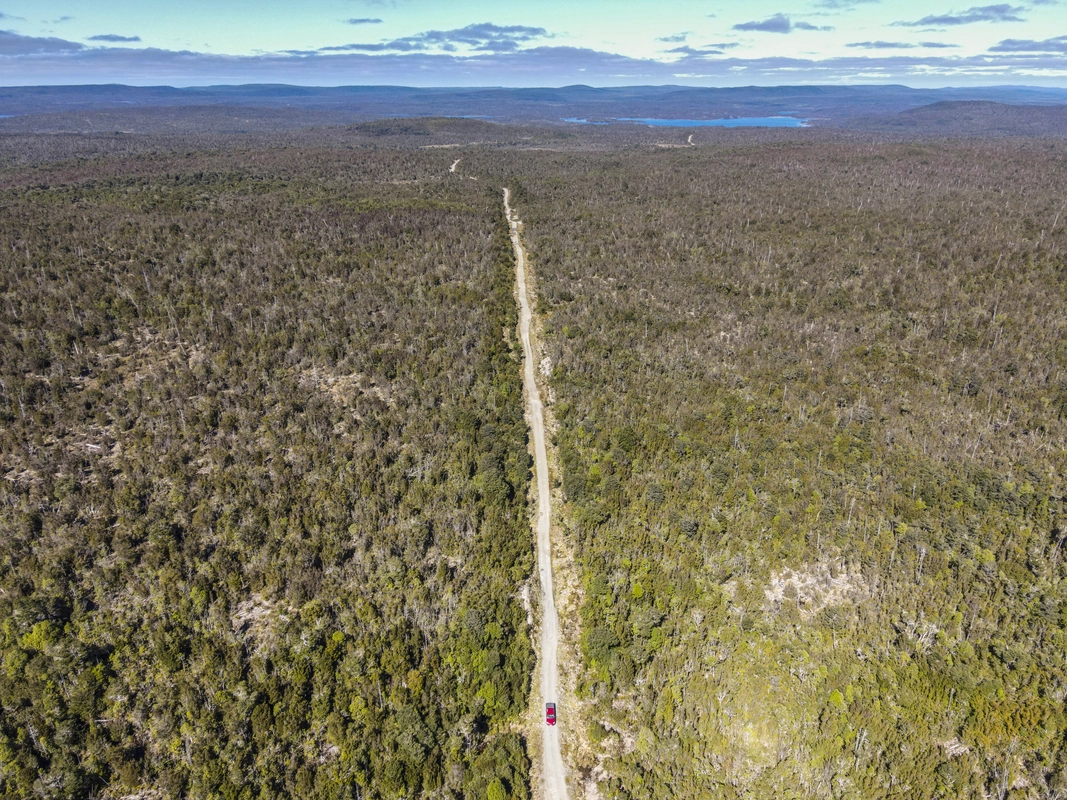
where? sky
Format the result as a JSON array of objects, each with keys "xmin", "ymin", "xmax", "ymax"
[{"xmin": 1, "ymin": 0, "xmax": 1066, "ymax": 87}]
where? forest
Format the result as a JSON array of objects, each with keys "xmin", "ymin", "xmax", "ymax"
[
  {"xmin": 0, "ymin": 145, "xmax": 534, "ymax": 798},
  {"xmin": 493, "ymin": 138, "xmax": 1067, "ymax": 799},
  {"xmin": 1, "ymin": 120, "xmax": 1066, "ymax": 800}
]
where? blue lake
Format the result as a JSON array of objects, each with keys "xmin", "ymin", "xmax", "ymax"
[{"xmin": 563, "ymin": 116, "xmax": 808, "ymax": 128}]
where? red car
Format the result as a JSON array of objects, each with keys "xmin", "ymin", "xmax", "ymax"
[{"xmin": 546, "ymin": 703, "xmax": 557, "ymax": 726}]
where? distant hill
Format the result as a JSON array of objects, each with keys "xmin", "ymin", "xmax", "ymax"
[
  {"xmin": 844, "ymin": 100, "xmax": 1067, "ymax": 137},
  {"xmin": 0, "ymin": 104, "xmax": 355, "ymax": 135}
]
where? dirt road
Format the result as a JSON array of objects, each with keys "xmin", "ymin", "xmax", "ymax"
[{"xmin": 504, "ymin": 188, "xmax": 569, "ymax": 800}]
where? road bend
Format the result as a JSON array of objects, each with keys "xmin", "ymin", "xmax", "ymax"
[{"xmin": 503, "ymin": 188, "xmax": 569, "ymax": 800}]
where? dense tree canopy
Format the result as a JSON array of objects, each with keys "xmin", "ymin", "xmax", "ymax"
[
  {"xmin": 494, "ymin": 138, "xmax": 1067, "ymax": 799},
  {"xmin": 3, "ymin": 125, "xmax": 1067, "ymax": 800},
  {"xmin": 0, "ymin": 147, "xmax": 533, "ymax": 799}
]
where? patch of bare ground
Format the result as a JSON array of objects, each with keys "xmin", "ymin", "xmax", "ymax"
[
  {"xmin": 762, "ymin": 561, "xmax": 869, "ymax": 621},
  {"xmin": 107, "ymin": 790, "xmax": 165, "ymax": 800},
  {"xmin": 230, "ymin": 593, "xmax": 288, "ymax": 654},
  {"xmin": 299, "ymin": 367, "xmax": 394, "ymax": 407}
]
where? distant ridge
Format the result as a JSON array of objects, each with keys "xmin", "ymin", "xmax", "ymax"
[{"xmin": 3, "ymin": 83, "xmax": 1067, "ymax": 125}]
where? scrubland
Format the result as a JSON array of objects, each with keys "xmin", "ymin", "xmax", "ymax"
[
  {"xmin": 2, "ymin": 127, "xmax": 1066, "ymax": 800},
  {"xmin": 499, "ymin": 139, "xmax": 1067, "ymax": 799},
  {"xmin": 0, "ymin": 147, "xmax": 533, "ymax": 799}
]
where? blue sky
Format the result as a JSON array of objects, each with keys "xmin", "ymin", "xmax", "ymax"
[{"xmin": 1, "ymin": 0, "xmax": 1066, "ymax": 86}]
